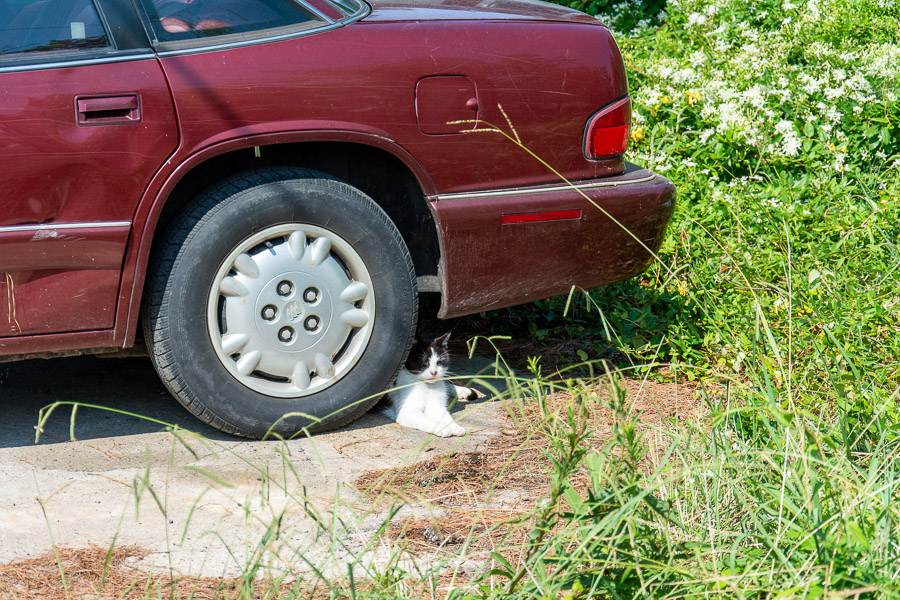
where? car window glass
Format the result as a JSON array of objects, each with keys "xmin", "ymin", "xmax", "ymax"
[
  {"xmin": 141, "ymin": 0, "xmax": 320, "ymax": 43},
  {"xmin": 0, "ymin": 0, "xmax": 109, "ymax": 56}
]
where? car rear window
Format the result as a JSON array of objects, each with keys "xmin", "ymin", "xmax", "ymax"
[
  {"xmin": 0, "ymin": 0, "xmax": 109, "ymax": 56},
  {"xmin": 141, "ymin": 0, "xmax": 323, "ymax": 43}
]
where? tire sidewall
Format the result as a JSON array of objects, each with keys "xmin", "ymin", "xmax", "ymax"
[{"xmin": 157, "ymin": 172, "xmax": 415, "ymax": 437}]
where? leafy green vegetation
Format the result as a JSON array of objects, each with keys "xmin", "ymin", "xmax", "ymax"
[{"xmin": 518, "ymin": 0, "xmax": 900, "ymax": 395}]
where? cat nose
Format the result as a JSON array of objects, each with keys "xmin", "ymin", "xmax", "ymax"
[{"xmin": 429, "ymin": 370, "xmax": 437, "ymax": 377}]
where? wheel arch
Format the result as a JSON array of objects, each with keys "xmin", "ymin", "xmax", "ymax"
[{"xmin": 119, "ymin": 133, "xmax": 442, "ymax": 347}]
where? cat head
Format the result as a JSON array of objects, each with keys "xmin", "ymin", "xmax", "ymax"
[{"xmin": 405, "ymin": 332, "xmax": 451, "ymax": 381}]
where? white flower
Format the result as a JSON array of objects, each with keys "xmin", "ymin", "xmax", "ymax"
[
  {"xmin": 715, "ymin": 39, "xmax": 733, "ymax": 53},
  {"xmin": 689, "ymin": 50, "xmax": 707, "ymax": 66},
  {"xmin": 799, "ymin": 74, "xmax": 822, "ymax": 94},
  {"xmin": 834, "ymin": 152, "xmax": 847, "ymax": 171},
  {"xmin": 863, "ymin": 43, "xmax": 900, "ymax": 80},
  {"xmin": 716, "ymin": 102, "xmax": 748, "ymax": 133},
  {"xmin": 775, "ymin": 120, "xmax": 801, "ymax": 156},
  {"xmin": 806, "ymin": 0, "xmax": 820, "ymax": 19},
  {"xmin": 687, "ymin": 12, "xmax": 707, "ymax": 26},
  {"xmin": 743, "ymin": 85, "xmax": 767, "ymax": 109},
  {"xmin": 655, "ymin": 65, "xmax": 674, "ymax": 79},
  {"xmin": 673, "ymin": 68, "xmax": 697, "ymax": 84},
  {"xmin": 640, "ymin": 87, "xmax": 662, "ymax": 106}
]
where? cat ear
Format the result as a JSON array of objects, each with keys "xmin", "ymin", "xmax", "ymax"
[{"xmin": 433, "ymin": 332, "xmax": 451, "ymax": 349}]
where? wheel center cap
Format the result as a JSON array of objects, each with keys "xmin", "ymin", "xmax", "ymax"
[
  {"xmin": 252, "ymin": 270, "xmax": 338, "ymax": 353},
  {"xmin": 284, "ymin": 301, "xmax": 303, "ymax": 322}
]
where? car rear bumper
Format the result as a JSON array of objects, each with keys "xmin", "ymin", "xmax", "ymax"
[{"xmin": 429, "ymin": 163, "xmax": 676, "ymax": 318}]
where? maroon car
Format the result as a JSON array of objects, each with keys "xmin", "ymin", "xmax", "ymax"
[{"xmin": 0, "ymin": 0, "xmax": 674, "ymax": 437}]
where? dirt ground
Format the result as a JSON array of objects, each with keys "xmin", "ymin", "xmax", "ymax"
[{"xmin": 0, "ymin": 348, "xmax": 705, "ymax": 598}]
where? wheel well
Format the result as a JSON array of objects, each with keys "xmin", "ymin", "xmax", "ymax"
[{"xmin": 154, "ymin": 142, "xmax": 441, "ymax": 286}]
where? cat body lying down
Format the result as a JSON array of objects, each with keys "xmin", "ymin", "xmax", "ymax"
[{"xmin": 382, "ymin": 333, "xmax": 478, "ymax": 437}]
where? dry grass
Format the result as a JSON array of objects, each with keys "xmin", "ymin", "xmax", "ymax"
[
  {"xmin": 355, "ymin": 428, "xmax": 548, "ymax": 507},
  {"xmin": 0, "ymin": 375, "xmax": 708, "ymax": 598},
  {"xmin": 355, "ymin": 374, "xmax": 710, "ymax": 587},
  {"xmin": 358, "ymin": 374, "xmax": 705, "ymax": 499},
  {"xmin": 0, "ymin": 545, "xmax": 300, "ymax": 600}
]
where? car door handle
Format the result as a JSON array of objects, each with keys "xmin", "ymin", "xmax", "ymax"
[{"xmin": 74, "ymin": 94, "xmax": 141, "ymax": 126}]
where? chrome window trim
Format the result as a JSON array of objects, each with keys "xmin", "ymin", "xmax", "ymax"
[
  {"xmin": 0, "ymin": 222, "xmax": 131, "ymax": 234},
  {"xmin": 153, "ymin": 1, "xmax": 369, "ymax": 57},
  {"xmin": 433, "ymin": 173, "xmax": 658, "ymax": 201},
  {"xmin": 0, "ymin": 52, "xmax": 155, "ymax": 74},
  {"xmin": 298, "ymin": 1, "xmax": 337, "ymax": 24}
]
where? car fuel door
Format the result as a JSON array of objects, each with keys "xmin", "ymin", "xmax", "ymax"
[
  {"xmin": 0, "ymin": 0, "xmax": 177, "ymax": 339},
  {"xmin": 415, "ymin": 75, "xmax": 480, "ymax": 135}
]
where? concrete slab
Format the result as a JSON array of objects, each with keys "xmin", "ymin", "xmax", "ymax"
[{"xmin": 0, "ymin": 353, "xmax": 513, "ymax": 577}]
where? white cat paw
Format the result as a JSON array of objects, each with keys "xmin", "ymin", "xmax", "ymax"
[
  {"xmin": 436, "ymin": 423, "xmax": 466, "ymax": 437},
  {"xmin": 454, "ymin": 385, "xmax": 485, "ymax": 401}
]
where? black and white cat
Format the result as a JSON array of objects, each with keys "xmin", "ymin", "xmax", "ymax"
[{"xmin": 382, "ymin": 333, "xmax": 479, "ymax": 437}]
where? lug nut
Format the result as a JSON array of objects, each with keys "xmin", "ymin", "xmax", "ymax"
[
  {"xmin": 304, "ymin": 287, "xmax": 319, "ymax": 303},
  {"xmin": 278, "ymin": 327, "xmax": 294, "ymax": 342},
  {"xmin": 304, "ymin": 316, "xmax": 320, "ymax": 331},
  {"xmin": 261, "ymin": 305, "xmax": 277, "ymax": 321},
  {"xmin": 277, "ymin": 281, "xmax": 293, "ymax": 296}
]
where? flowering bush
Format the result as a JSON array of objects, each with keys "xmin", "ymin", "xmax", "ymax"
[
  {"xmin": 531, "ymin": 0, "xmax": 900, "ymax": 396},
  {"xmin": 623, "ymin": 0, "xmax": 899, "ymax": 180}
]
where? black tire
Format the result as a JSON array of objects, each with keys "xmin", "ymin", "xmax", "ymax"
[{"xmin": 143, "ymin": 167, "xmax": 417, "ymax": 438}]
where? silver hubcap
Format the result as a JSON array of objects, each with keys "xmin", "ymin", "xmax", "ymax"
[{"xmin": 207, "ymin": 224, "xmax": 374, "ymax": 398}]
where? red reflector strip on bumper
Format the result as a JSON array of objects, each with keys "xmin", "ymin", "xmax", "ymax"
[{"xmin": 501, "ymin": 209, "xmax": 582, "ymax": 224}]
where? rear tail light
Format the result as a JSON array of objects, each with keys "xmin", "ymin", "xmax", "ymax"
[{"xmin": 584, "ymin": 96, "xmax": 631, "ymax": 160}]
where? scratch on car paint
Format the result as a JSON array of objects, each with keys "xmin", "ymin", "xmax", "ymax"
[
  {"xmin": 3, "ymin": 272, "xmax": 21, "ymax": 333},
  {"xmin": 31, "ymin": 229, "xmax": 58, "ymax": 241}
]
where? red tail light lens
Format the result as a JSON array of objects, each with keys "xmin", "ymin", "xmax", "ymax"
[{"xmin": 584, "ymin": 96, "xmax": 631, "ymax": 160}]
